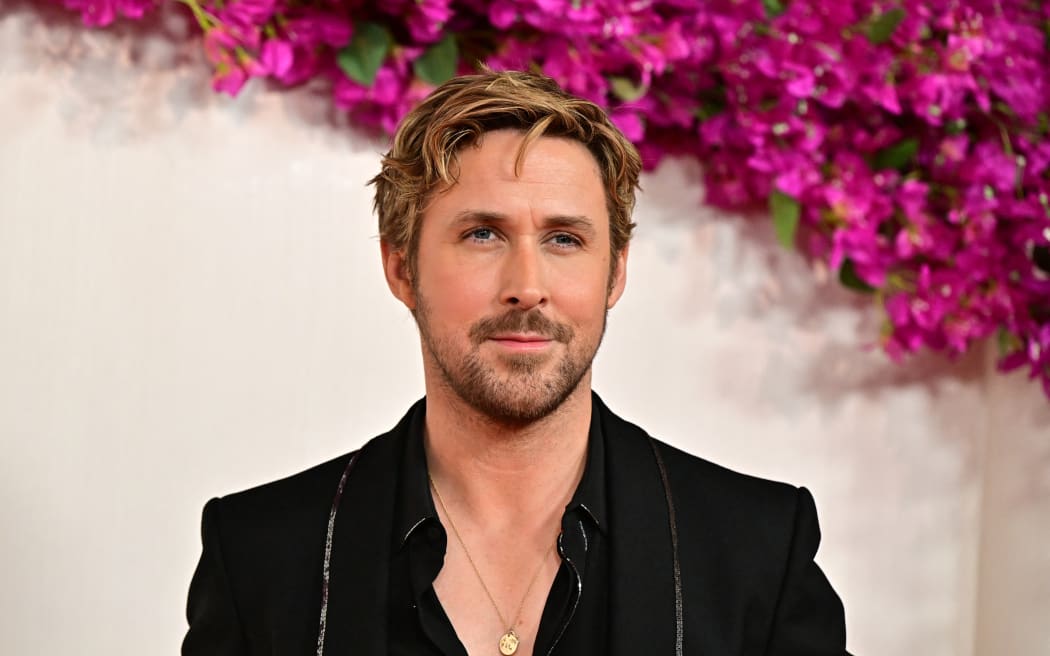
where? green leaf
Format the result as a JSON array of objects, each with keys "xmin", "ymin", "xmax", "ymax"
[
  {"xmin": 873, "ymin": 138, "xmax": 919, "ymax": 171},
  {"xmin": 866, "ymin": 7, "xmax": 906, "ymax": 45},
  {"xmin": 609, "ymin": 76, "xmax": 646, "ymax": 102},
  {"xmin": 337, "ymin": 22, "xmax": 392, "ymax": 86},
  {"xmin": 692, "ymin": 88, "xmax": 727, "ymax": 121},
  {"xmin": 997, "ymin": 327, "xmax": 1015, "ymax": 358},
  {"xmin": 762, "ymin": 0, "xmax": 786, "ymax": 18},
  {"xmin": 769, "ymin": 190, "xmax": 801, "ymax": 249},
  {"xmin": 692, "ymin": 99, "xmax": 724, "ymax": 121},
  {"xmin": 838, "ymin": 259, "xmax": 876, "ymax": 294},
  {"xmin": 1033, "ymin": 245, "xmax": 1050, "ymax": 275},
  {"xmin": 413, "ymin": 34, "xmax": 459, "ymax": 86}
]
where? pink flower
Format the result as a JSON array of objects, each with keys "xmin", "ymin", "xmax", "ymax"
[
  {"xmin": 961, "ymin": 142, "xmax": 1018, "ymax": 195},
  {"xmin": 223, "ymin": 0, "xmax": 278, "ymax": 25},
  {"xmin": 212, "ymin": 67, "xmax": 249, "ymax": 96},
  {"xmin": 610, "ymin": 110, "xmax": 644, "ymax": 142},
  {"xmin": 259, "ymin": 40, "xmax": 293, "ymax": 79},
  {"xmin": 406, "ymin": 0, "xmax": 454, "ymax": 43},
  {"xmin": 488, "ymin": 0, "xmax": 518, "ymax": 29},
  {"xmin": 284, "ymin": 10, "xmax": 353, "ymax": 48},
  {"xmin": 62, "ymin": 0, "xmax": 154, "ymax": 27}
]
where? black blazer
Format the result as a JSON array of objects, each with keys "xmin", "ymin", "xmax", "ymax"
[{"xmin": 183, "ymin": 395, "xmax": 847, "ymax": 655}]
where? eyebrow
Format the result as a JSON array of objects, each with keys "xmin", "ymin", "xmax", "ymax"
[{"xmin": 449, "ymin": 210, "xmax": 598, "ymax": 237}]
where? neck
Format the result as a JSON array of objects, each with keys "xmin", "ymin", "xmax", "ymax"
[{"xmin": 422, "ymin": 374, "xmax": 592, "ymax": 526}]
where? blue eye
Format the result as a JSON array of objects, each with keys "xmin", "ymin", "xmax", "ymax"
[
  {"xmin": 468, "ymin": 228, "xmax": 496, "ymax": 242},
  {"xmin": 551, "ymin": 233, "xmax": 582, "ymax": 248}
]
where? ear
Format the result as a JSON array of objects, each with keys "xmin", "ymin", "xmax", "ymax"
[
  {"xmin": 606, "ymin": 243, "xmax": 629, "ymax": 309},
  {"xmin": 381, "ymin": 240, "xmax": 417, "ymax": 310}
]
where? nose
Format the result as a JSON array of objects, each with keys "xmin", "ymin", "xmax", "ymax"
[{"xmin": 499, "ymin": 243, "xmax": 548, "ymax": 310}]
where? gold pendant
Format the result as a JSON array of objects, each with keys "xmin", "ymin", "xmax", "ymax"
[{"xmin": 498, "ymin": 630, "xmax": 519, "ymax": 655}]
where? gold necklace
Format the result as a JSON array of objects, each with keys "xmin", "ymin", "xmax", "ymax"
[{"xmin": 429, "ymin": 475, "xmax": 553, "ymax": 656}]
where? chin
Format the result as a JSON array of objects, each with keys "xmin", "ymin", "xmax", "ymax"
[{"xmin": 454, "ymin": 364, "xmax": 590, "ymax": 426}]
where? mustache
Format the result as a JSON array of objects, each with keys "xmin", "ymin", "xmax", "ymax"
[{"xmin": 469, "ymin": 310, "xmax": 574, "ymax": 345}]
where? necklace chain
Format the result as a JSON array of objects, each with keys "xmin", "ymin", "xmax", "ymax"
[{"xmin": 428, "ymin": 474, "xmax": 552, "ymax": 638}]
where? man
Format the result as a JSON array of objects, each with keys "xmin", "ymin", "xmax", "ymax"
[{"xmin": 183, "ymin": 71, "xmax": 848, "ymax": 656}]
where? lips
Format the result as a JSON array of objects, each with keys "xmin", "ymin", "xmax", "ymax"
[
  {"xmin": 489, "ymin": 333, "xmax": 552, "ymax": 342},
  {"xmin": 487, "ymin": 333, "xmax": 555, "ymax": 352}
]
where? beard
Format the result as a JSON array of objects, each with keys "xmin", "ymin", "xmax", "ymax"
[{"xmin": 413, "ymin": 299, "xmax": 607, "ymax": 425}]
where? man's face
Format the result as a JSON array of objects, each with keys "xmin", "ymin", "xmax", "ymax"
[{"xmin": 383, "ymin": 129, "xmax": 628, "ymax": 424}]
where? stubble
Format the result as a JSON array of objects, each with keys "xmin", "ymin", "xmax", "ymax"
[{"xmin": 414, "ymin": 300, "xmax": 606, "ymax": 425}]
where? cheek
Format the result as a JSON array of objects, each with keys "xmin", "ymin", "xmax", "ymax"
[
  {"xmin": 550, "ymin": 265, "xmax": 610, "ymax": 320},
  {"xmin": 419, "ymin": 261, "xmax": 497, "ymax": 322}
]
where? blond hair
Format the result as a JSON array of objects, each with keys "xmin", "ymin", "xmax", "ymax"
[{"xmin": 370, "ymin": 70, "xmax": 640, "ymax": 276}]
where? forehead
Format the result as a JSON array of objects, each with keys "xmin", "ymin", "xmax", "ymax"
[
  {"xmin": 458, "ymin": 129, "xmax": 602, "ymax": 180},
  {"xmin": 424, "ymin": 129, "xmax": 607, "ymax": 220}
]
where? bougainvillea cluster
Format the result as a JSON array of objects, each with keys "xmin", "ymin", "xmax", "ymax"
[{"xmin": 58, "ymin": 0, "xmax": 1050, "ymax": 398}]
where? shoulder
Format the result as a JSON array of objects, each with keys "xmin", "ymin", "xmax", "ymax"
[
  {"xmin": 186, "ymin": 452, "xmax": 362, "ymax": 645},
  {"xmin": 193, "ymin": 450, "xmax": 366, "ymax": 602},
  {"xmin": 596, "ymin": 397, "xmax": 837, "ymax": 628},
  {"xmin": 649, "ymin": 435, "xmax": 817, "ymax": 569},
  {"xmin": 190, "ymin": 429, "xmax": 402, "ymax": 614},
  {"xmin": 593, "ymin": 395, "xmax": 847, "ymax": 643},
  {"xmin": 653, "ymin": 438, "xmax": 802, "ymax": 520},
  {"xmin": 596, "ymin": 395, "xmax": 809, "ymax": 542},
  {"xmin": 205, "ymin": 451, "xmax": 356, "ymax": 540},
  {"xmin": 204, "ymin": 399, "xmax": 421, "ymax": 534}
]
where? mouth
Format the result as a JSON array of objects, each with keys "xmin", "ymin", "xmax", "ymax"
[{"xmin": 487, "ymin": 333, "xmax": 556, "ymax": 352}]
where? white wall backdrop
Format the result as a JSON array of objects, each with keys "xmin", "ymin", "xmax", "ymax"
[{"xmin": 1, "ymin": 4, "xmax": 1047, "ymax": 655}]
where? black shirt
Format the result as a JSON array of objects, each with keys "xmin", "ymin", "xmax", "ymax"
[{"xmin": 388, "ymin": 404, "xmax": 609, "ymax": 655}]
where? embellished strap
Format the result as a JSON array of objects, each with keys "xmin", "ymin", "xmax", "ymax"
[
  {"xmin": 316, "ymin": 451, "xmax": 360, "ymax": 656},
  {"xmin": 647, "ymin": 437, "xmax": 684, "ymax": 656}
]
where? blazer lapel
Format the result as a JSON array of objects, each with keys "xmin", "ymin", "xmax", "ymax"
[
  {"xmin": 598, "ymin": 396, "xmax": 679, "ymax": 656},
  {"xmin": 320, "ymin": 405, "xmax": 418, "ymax": 655}
]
